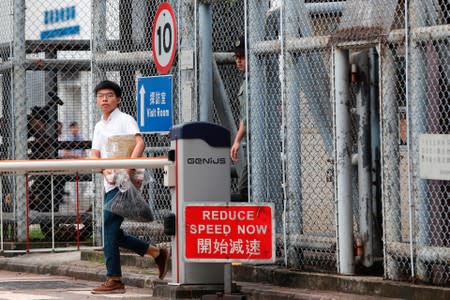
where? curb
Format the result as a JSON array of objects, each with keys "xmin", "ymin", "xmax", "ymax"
[
  {"xmin": 233, "ymin": 265, "xmax": 450, "ymax": 300},
  {"xmin": 0, "ymin": 252, "xmax": 154, "ymax": 289}
]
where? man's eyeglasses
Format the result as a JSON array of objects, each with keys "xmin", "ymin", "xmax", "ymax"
[{"xmin": 96, "ymin": 93, "xmax": 116, "ymax": 100}]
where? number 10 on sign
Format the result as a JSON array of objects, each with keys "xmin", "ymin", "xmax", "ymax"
[{"xmin": 152, "ymin": 2, "xmax": 177, "ymax": 74}]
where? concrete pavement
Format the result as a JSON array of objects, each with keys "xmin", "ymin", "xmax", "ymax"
[{"xmin": 0, "ymin": 250, "xmax": 448, "ymax": 299}]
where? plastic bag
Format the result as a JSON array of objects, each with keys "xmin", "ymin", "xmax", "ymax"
[{"xmin": 105, "ymin": 171, "xmax": 153, "ymax": 222}]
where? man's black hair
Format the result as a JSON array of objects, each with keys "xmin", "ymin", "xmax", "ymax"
[
  {"xmin": 94, "ymin": 80, "xmax": 122, "ymax": 98},
  {"xmin": 69, "ymin": 121, "xmax": 78, "ymax": 127}
]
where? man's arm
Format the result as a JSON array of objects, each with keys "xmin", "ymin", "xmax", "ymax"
[
  {"xmin": 90, "ymin": 148, "xmax": 112, "ymax": 178},
  {"xmin": 90, "ymin": 149, "xmax": 100, "ymax": 159},
  {"xmin": 130, "ymin": 134, "xmax": 145, "ymax": 158},
  {"xmin": 230, "ymin": 120, "xmax": 246, "ymax": 162}
]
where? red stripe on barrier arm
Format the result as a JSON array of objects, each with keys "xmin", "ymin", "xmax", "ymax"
[
  {"xmin": 76, "ymin": 172, "xmax": 80, "ymax": 250},
  {"xmin": 25, "ymin": 174, "xmax": 30, "ymax": 253}
]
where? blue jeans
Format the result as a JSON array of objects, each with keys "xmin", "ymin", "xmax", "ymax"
[{"xmin": 103, "ymin": 188, "xmax": 149, "ymax": 277}]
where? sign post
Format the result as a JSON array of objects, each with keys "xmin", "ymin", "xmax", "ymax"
[{"xmin": 152, "ymin": 2, "xmax": 177, "ymax": 74}]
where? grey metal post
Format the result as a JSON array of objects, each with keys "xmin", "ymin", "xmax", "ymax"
[
  {"xmin": 409, "ymin": 0, "xmax": 430, "ymax": 282},
  {"xmin": 249, "ymin": 0, "xmax": 269, "ymax": 203},
  {"xmin": 334, "ymin": 48, "xmax": 354, "ymax": 275},
  {"xmin": 353, "ymin": 51, "xmax": 373, "ymax": 267},
  {"xmin": 92, "ymin": 0, "xmax": 107, "ymax": 82},
  {"xmin": 224, "ymin": 263, "xmax": 232, "ymax": 294},
  {"xmin": 369, "ymin": 47, "xmax": 382, "ymax": 257},
  {"xmin": 263, "ymin": 3, "xmax": 282, "ymax": 235},
  {"xmin": 285, "ymin": 0, "xmax": 303, "ymax": 267},
  {"xmin": 381, "ymin": 47, "xmax": 401, "ymax": 280},
  {"xmin": 179, "ymin": 0, "xmax": 197, "ymax": 122},
  {"xmin": 91, "ymin": 0, "xmax": 107, "ymax": 246},
  {"xmin": 198, "ymin": 1, "xmax": 212, "ymax": 122},
  {"xmin": 13, "ymin": 0, "xmax": 27, "ymax": 242}
]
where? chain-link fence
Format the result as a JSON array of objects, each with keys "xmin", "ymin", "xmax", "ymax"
[
  {"xmin": 0, "ymin": 0, "xmax": 448, "ymax": 287},
  {"xmin": 0, "ymin": 0, "xmax": 96, "ymax": 250},
  {"xmin": 247, "ymin": 0, "xmax": 449, "ymax": 286}
]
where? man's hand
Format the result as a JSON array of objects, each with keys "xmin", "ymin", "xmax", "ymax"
[
  {"xmin": 132, "ymin": 177, "xmax": 143, "ymax": 189},
  {"xmin": 103, "ymin": 169, "xmax": 116, "ymax": 184},
  {"xmin": 129, "ymin": 168, "xmax": 144, "ymax": 189},
  {"xmin": 230, "ymin": 141, "xmax": 240, "ymax": 162}
]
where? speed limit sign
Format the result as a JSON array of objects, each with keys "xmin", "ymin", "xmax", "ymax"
[{"xmin": 152, "ymin": 2, "xmax": 177, "ymax": 74}]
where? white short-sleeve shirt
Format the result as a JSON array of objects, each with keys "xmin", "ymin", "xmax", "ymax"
[{"xmin": 92, "ymin": 108, "xmax": 141, "ymax": 191}]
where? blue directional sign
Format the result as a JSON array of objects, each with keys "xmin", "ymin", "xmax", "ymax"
[{"xmin": 136, "ymin": 75, "xmax": 173, "ymax": 133}]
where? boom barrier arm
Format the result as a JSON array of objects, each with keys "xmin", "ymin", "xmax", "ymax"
[{"xmin": 0, "ymin": 157, "xmax": 171, "ymax": 174}]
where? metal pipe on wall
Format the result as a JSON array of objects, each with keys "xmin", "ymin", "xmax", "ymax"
[
  {"xmin": 381, "ymin": 46, "xmax": 402, "ymax": 280},
  {"xmin": 334, "ymin": 48, "xmax": 354, "ymax": 275},
  {"xmin": 369, "ymin": 47, "xmax": 383, "ymax": 258},
  {"xmin": 198, "ymin": 2, "xmax": 213, "ymax": 122},
  {"xmin": 353, "ymin": 51, "xmax": 373, "ymax": 267}
]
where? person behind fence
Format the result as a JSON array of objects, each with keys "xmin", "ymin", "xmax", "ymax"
[
  {"xmin": 230, "ymin": 35, "xmax": 249, "ymax": 202},
  {"xmin": 63, "ymin": 121, "xmax": 86, "ymax": 158},
  {"xmin": 90, "ymin": 80, "xmax": 170, "ymax": 294},
  {"xmin": 28, "ymin": 108, "xmax": 65, "ymax": 213}
]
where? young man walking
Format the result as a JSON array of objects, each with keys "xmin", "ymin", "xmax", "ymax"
[{"xmin": 90, "ymin": 80, "xmax": 170, "ymax": 294}]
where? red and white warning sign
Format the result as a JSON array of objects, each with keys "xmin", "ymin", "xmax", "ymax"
[
  {"xmin": 152, "ymin": 2, "xmax": 177, "ymax": 74},
  {"xmin": 184, "ymin": 203, "xmax": 275, "ymax": 263}
]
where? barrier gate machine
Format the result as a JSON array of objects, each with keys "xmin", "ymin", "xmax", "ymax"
[{"xmin": 165, "ymin": 122, "xmax": 230, "ymax": 285}]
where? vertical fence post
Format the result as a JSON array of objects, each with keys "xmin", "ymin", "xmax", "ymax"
[
  {"xmin": 91, "ymin": 0, "xmax": 107, "ymax": 247},
  {"xmin": 409, "ymin": 0, "xmax": 429, "ymax": 282},
  {"xmin": 354, "ymin": 51, "xmax": 373, "ymax": 267},
  {"xmin": 381, "ymin": 46, "xmax": 402, "ymax": 280},
  {"xmin": 198, "ymin": 1, "xmax": 213, "ymax": 122},
  {"xmin": 76, "ymin": 173, "xmax": 80, "ymax": 250},
  {"xmin": 248, "ymin": 0, "xmax": 269, "ymax": 201},
  {"xmin": 369, "ymin": 47, "xmax": 383, "ymax": 257},
  {"xmin": 179, "ymin": 0, "xmax": 197, "ymax": 123},
  {"xmin": 334, "ymin": 48, "xmax": 354, "ymax": 275},
  {"xmin": 284, "ymin": 0, "xmax": 304, "ymax": 267},
  {"xmin": 13, "ymin": 0, "xmax": 27, "ymax": 243}
]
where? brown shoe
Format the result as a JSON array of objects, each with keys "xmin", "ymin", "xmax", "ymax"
[
  {"xmin": 154, "ymin": 248, "xmax": 170, "ymax": 280},
  {"xmin": 91, "ymin": 278, "xmax": 125, "ymax": 294}
]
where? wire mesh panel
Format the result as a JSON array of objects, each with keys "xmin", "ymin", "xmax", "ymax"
[
  {"xmin": 0, "ymin": 0, "xmax": 15, "ymax": 247},
  {"xmin": 91, "ymin": 0, "xmax": 176, "ymax": 247},
  {"xmin": 0, "ymin": 0, "xmax": 96, "ymax": 250},
  {"xmin": 407, "ymin": 0, "xmax": 450, "ymax": 285},
  {"xmin": 247, "ymin": 0, "xmax": 339, "ymax": 271},
  {"xmin": 209, "ymin": 0, "xmax": 245, "ymax": 198}
]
